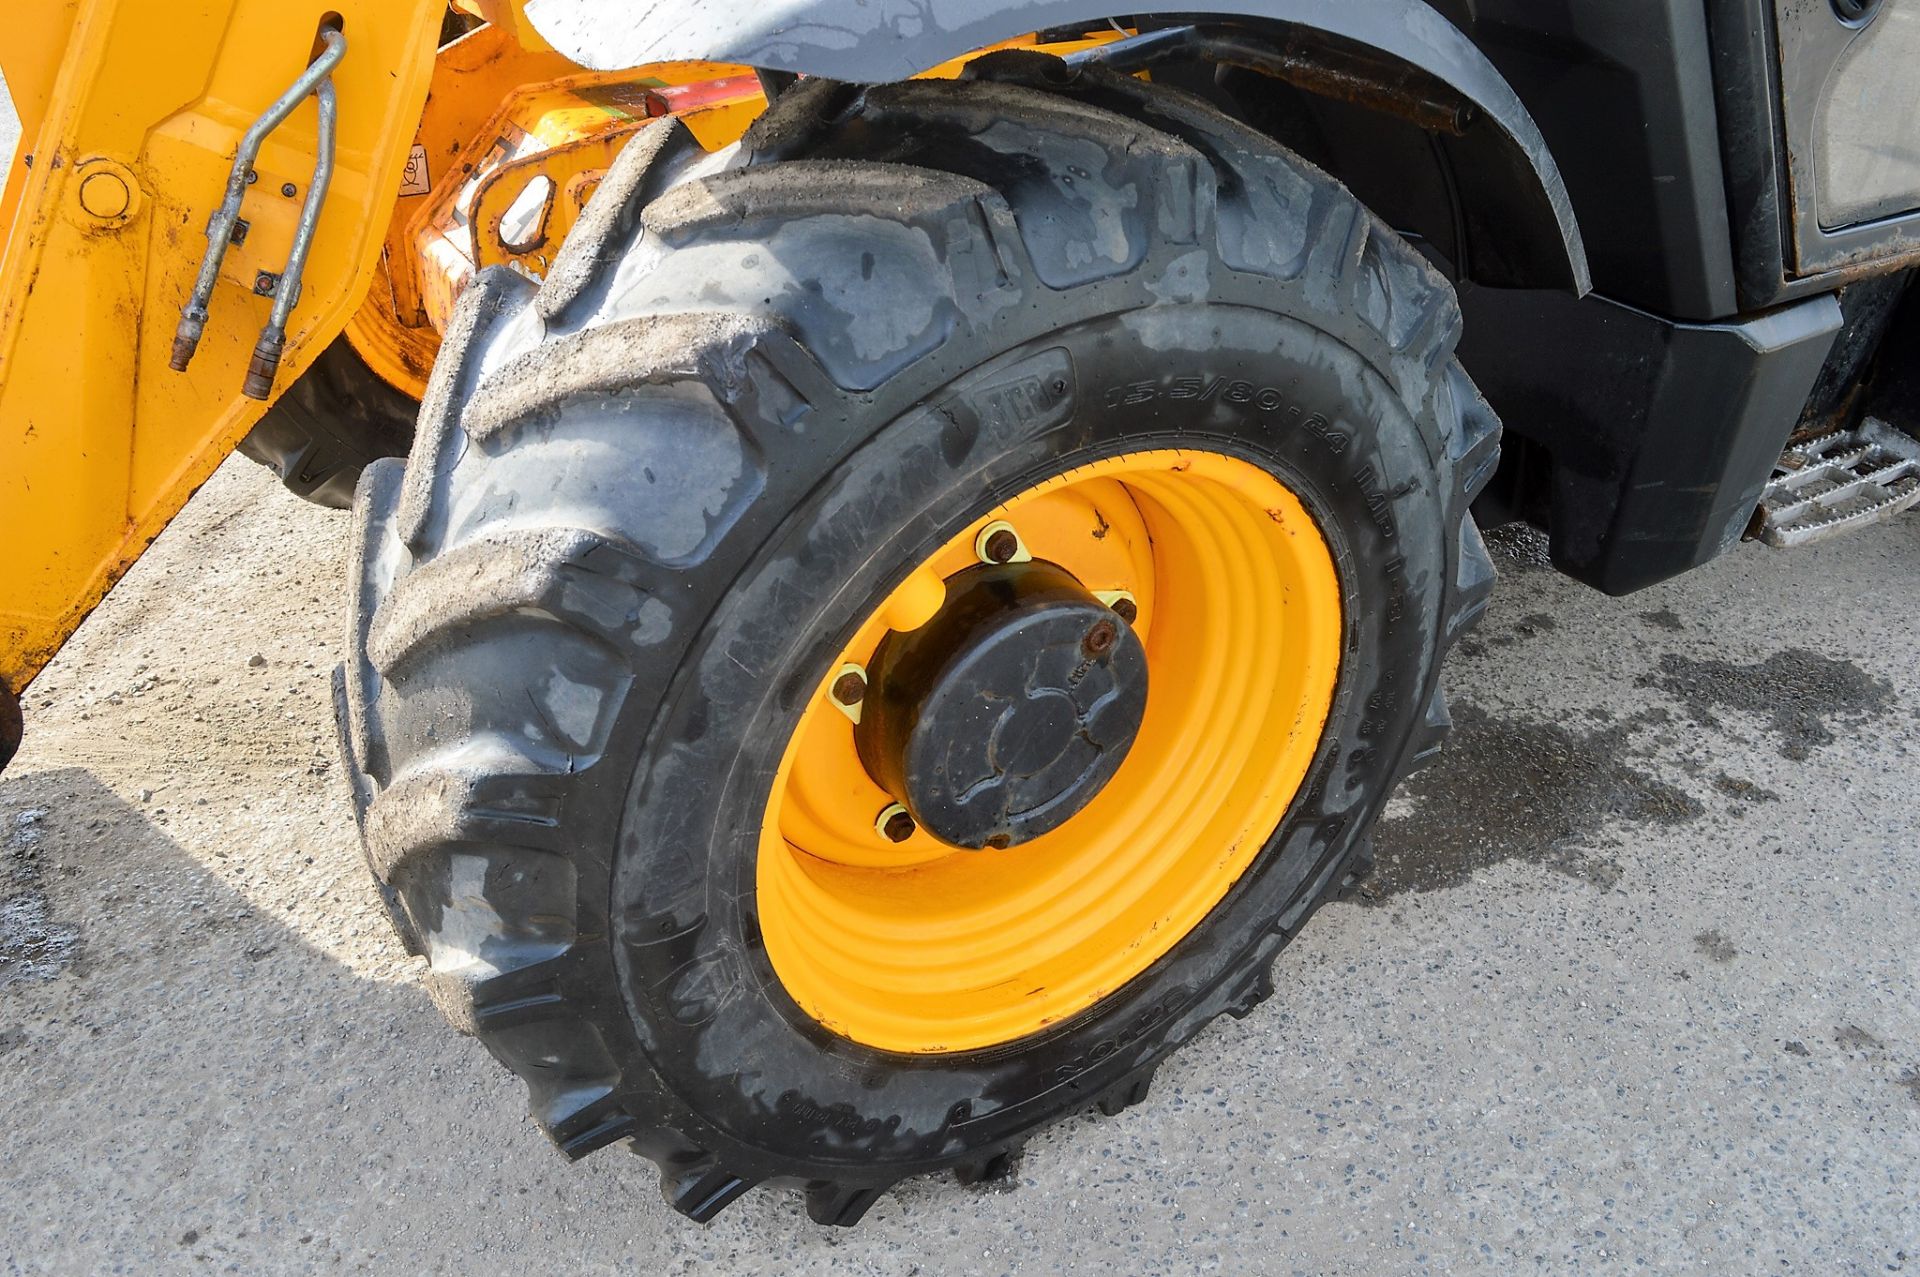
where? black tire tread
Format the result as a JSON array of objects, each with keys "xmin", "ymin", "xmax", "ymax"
[
  {"xmin": 537, "ymin": 116, "xmax": 698, "ymax": 325},
  {"xmin": 344, "ymin": 62, "xmax": 1498, "ymax": 1224}
]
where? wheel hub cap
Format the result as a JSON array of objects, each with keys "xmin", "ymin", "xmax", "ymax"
[{"xmin": 856, "ymin": 562, "xmax": 1149, "ymax": 849}]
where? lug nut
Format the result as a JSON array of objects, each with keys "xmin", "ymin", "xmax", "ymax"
[
  {"xmin": 1111, "ymin": 597, "xmax": 1138, "ymax": 624},
  {"xmin": 1082, "ymin": 618, "xmax": 1118, "ymax": 659},
  {"xmin": 827, "ymin": 664, "xmax": 868, "ymax": 723},
  {"xmin": 985, "ymin": 833, "xmax": 1012, "ymax": 850},
  {"xmin": 975, "ymin": 520, "xmax": 1030, "ymax": 565},
  {"xmin": 832, "ymin": 670, "xmax": 866, "ymax": 706},
  {"xmin": 878, "ymin": 804, "xmax": 916, "ymax": 843}
]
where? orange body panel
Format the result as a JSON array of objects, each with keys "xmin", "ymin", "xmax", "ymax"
[{"xmin": 0, "ymin": 1, "xmax": 444, "ymax": 704}]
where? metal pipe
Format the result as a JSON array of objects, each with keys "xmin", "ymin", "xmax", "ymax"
[
  {"xmin": 1062, "ymin": 25, "xmax": 1193, "ymax": 73},
  {"xmin": 170, "ymin": 27, "xmax": 347, "ymax": 373},
  {"xmin": 243, "ymin": 70, "xmax": 337, "ymax": 399}
]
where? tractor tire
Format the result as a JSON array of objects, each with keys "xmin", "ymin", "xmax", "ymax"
[
  {"xmin": 339, "ymin": 64, "xmax": 1498, "ymax": 1225},
  {"xmin": 239, "ymin": 335, "xmax": 417, "ymax": 508}
]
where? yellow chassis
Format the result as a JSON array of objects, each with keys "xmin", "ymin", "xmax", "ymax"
[
  {"xmin": 0, "ymin": 1, "xmax": 1115, "ymax": 760},
  {"xmin": 0, "ymin": 0, "xmax": 444, "ymax": 718}
]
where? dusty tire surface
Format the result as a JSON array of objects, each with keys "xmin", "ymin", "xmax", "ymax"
[
  {"xmin": 239, "ymin": 336, "xmax": 418, "ymax": 509},
  {"xmin": 339, "ymin": 65, "xmax": 1498, "ymax": 1224}
]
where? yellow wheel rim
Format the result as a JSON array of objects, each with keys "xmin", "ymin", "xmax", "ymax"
[{"xmin": 756, "ymin": 449, "xmax": 1342, "ymax": 1053}]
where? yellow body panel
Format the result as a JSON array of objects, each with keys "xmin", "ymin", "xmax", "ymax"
[
  {"xmin": 0, "ymin": 2, "xmax": 1125, "ymax": 751},
  {"xmin": 0, "ymin": 0, "xmax": 444, "ymax": 701},
  {"xmin": 344, "ymin": 32, "xmax": 1120, "ymax": 397},
  {"xmin": 0, "ymin": 2, "xmax": 83, "ymax": 248},
  {"xmin": 343, "ymin": 22, "xmax": 582, "ymax": 395},
  {"xmin": 452, "ymin": 0, "xmax": 555, "ymax": 54}
]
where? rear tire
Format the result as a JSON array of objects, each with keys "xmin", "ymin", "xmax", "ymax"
[
  {"xmin": 239, "ymin": 336, "xmax": 417, "ymax": 508},
  {"xmin": 339, "ymin": 66, "xmax": 1498, "ymax": 1224}
]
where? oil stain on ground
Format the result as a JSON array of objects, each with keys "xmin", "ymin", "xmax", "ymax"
[
  {"xmin": 1367, "ymin": 701, "xmax": 1702, "ymax": 900},
  {"xmin": 1835, "ymin": 1023, "xmax": 1887, "ymax": 1053},
  {"xmin": 1693, "ymin": 929, "xmax": 1738, "ymax": 963},
  {"xmin": 1475, "ymin": 611, "xmax": 1557, "ymax": 652},
  {"xmin": 1642, "ymin": 648, "xmax": 1895, "ymax": 761},
  {"xmin": 1712, "ymin": 772, "xmax": 1779, "ymax": 803},
  {"xmin": 1456, "ymin": 608, "xmax": 1558, "ymax": 659},
  {"xmin": 0, "ymin": 806, "xmax": 81, "ymax": 989}
]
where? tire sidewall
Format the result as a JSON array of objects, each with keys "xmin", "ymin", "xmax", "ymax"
[{"xmin": 609, "ymin": 300, "xmax": 1453, "ymax": 1178}]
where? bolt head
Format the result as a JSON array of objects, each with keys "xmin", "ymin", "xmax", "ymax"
[
  {"xmin": 1082, "ymin": 618, "xmax": 1118, "ymax": 659},
  {"xmin": 832, "ymin": 671, "xmax": 866, "ymax": 706},
  {"xmin": 77, "ymin": 171, "xmax": 131, "ymax": 219},
  {"xmin": 881, "ymin": 808, "xmax": 916, "ymax": 843},
  {"xmin": 281, "ymin": 182, "xmax": 298, "ymax": 198},
  {"xmin": 1111, "ymin": 597, "xmax": 1138, "ymax": 624},
  {"xmin": 983, "ymin": 529, "xmax": 1019, "ymax": 564},
  {"xmin": 253, "ymin": 272, "xmax": 278, "ymax": 296}
]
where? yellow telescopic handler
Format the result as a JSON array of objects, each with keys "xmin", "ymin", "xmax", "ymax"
[{"xmin": 3, "ymin": 0, "xmax": 1913, "ymax": 1225}]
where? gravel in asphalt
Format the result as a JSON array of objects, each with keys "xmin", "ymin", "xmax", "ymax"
[{"xmin": 1, "ymin": 456, "xmax": 1915, "ymax": 1275}]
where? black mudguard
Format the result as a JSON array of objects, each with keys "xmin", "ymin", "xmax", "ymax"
[{"xmin": 524, "ymin": 0, "xmax": 1589, "ymax": 293}]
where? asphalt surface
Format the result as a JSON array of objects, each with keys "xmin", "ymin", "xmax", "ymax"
[
  {"xmin": 3, "ymin": 78, "xmax": 1919, "ymax": 1277},
  {"xmin": 3, "ymin": 454, "xmax": 1917, "ymax": 1276}
]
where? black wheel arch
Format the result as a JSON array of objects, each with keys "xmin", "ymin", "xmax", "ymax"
[
  {"xmin": 237, "ymin": 335, "xmax": 418, "ymax": 508},
  {"xmin": 524, "ymin": 0, "xmax": 1590, "ymax": 296}
]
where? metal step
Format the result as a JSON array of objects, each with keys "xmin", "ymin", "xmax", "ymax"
[{"xmin": 1754, "ymin": 417, "xmax": 1920, "ymax": 548}]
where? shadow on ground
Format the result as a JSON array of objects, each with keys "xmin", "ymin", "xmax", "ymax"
[{"xmin": 1, "ymin": 767, "xmax": 502, "ymax": 1272}]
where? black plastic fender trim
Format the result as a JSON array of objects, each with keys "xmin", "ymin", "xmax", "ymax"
[
  {"xmin": 1458, "ymin": 285, "xmax": 1843, "ymax": 594},
  {"xmin": 524, "ymin": 0, "xmax": 1589, "ymax": 293}
]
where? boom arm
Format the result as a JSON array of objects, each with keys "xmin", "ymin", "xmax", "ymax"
[{"xmin": 0, "ymin": 0, "xmax": 443, "ymax": 765}]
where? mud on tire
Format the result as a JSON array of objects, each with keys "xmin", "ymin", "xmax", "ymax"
[{"xmin": 339, "ymin": 63, "xmax": 1499, "ymax": 1225}]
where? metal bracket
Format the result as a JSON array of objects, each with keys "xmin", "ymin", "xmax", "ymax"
[
  {"xmin": 1754, "ymin": 417, "xmax": 1920, "ymax": 547},
  {"xmin": 1065, "ymin": 25, "xmax": 1478, "ymax": 136}
]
